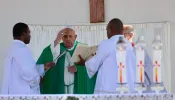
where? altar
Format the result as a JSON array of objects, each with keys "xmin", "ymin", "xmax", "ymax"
[{"xmin": 0, "ymin": 93, "xmax": 173, "ymax": 100}]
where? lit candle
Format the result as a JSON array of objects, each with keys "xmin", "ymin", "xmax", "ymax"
[
  {"xmin": 136, "ymin": 48, "xmax": 145, "ymax": 83},
  {"xmin": 153, "ymin": 50, "xmax": 161, "ymax": 83},
  {"xmin": 120, "ymin": 63, "xmax": 123, "ymax": 83},
  {"xmin": 140, "ymin": 67, "xmax": 143, "ymax": 82},
  {"xmin": 117, "ymin": 46, "xmax": 127, "ymax": 84}
]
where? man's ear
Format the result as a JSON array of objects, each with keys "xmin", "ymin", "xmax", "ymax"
[{"xmin": 75, "ymin": 35, "xmax": 77, "ymax": 39}]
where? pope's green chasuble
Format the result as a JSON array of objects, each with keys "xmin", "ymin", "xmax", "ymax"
[{"xmin": 36, "ymin": 41, "xmax": 97, "ymax": 94}]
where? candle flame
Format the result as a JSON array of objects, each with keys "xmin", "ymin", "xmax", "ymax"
[
  {"xmin": 119, "ymin": 46, "xmax": 123, "ymax": 51},
  {"xmin": 156, "ymin": 46, "xmax": 158, "ymax": 50}
]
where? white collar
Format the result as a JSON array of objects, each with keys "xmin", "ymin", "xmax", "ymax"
[
  {"xmin": 13, "ymin": 40, "xmax": 26, "ymax": 46},
  {"xmin": 110, "ymin": 35, "xmax": 132, "ymax": 49},
  {"xmin": 110, "ymin": 35, "xmax": 124, "ymax": 41}
]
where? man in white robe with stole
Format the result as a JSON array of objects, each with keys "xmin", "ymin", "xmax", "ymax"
[
  {"xmin": 1, "ymin": 23, "xmax": 55, "ymax": 94},
  {"xmin": 83, "ymin": 18, "xmax": 136, "ymax": 94}
]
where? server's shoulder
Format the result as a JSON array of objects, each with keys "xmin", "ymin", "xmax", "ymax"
[
  {"xmin": 15, "ymin": 45, "xmax": 31, "ymax": 55},
  {"xmin": 99, "ymin": 39, "xmax": 111, "ymax": 48}
]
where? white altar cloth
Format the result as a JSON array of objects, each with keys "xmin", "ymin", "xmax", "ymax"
[{"xmin": 0, "ymin": 93, "xmax": 173, "ymax": 100}]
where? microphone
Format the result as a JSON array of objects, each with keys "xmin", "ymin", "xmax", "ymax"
[
  {"xmin": 41, "ymin": 50, "xmax": 67, "ymax": 77},
  {"xmin": 53, "ymin": 50, "xmax": 67, "ymax": 62}
]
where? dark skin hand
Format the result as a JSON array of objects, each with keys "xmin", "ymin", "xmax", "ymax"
[
  {"xmin": 75, "ymin": 54, "xmax": 95, "ymax": 66},
  {"xmin": 40, "ymin": 62, "xmax": 55, "ymax": 85},
  {"xmin": 75, "ymin": 55, "xmax": 86, "ymax": 66}
]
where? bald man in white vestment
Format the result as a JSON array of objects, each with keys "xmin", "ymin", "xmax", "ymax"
[
  {"xmin": 84, "ymin": 18, "xmax": 136, "ymax": 94},
  {"xmin": 1, "ymin": 23, "xmax": 55, "ymax": 94}
]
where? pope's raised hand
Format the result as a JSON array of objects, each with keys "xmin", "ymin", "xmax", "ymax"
[{"xmin": 54, "ymin": 29, "xmax": 67, "ymax": 47}]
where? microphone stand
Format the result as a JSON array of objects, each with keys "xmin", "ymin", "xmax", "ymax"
[{"xmin": 41, "ymin": 50, "xmax": 67, "ymax": 77}]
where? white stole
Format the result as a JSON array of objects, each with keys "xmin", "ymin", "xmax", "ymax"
[
  {"xmin": 50, "ymin": 42, "xmax": 76, "ymax": 94},
  {"xmin": 64, "ymin": 52, "xmax": 74, "ymax": 94}
]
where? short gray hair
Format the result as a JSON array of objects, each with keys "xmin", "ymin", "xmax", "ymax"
[{"xmin": 123, "ymin": 25, "xmax": 134, "ymax": 34}]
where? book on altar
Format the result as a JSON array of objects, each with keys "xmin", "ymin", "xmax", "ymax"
[{"xmin": 71, "ymin": 43, "xmax": 98, "ymax": 62}]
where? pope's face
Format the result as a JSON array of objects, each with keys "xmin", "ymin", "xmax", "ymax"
[{"xmin": 62, "ymin": 29, "xmax": 77, "ymax": 49}]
